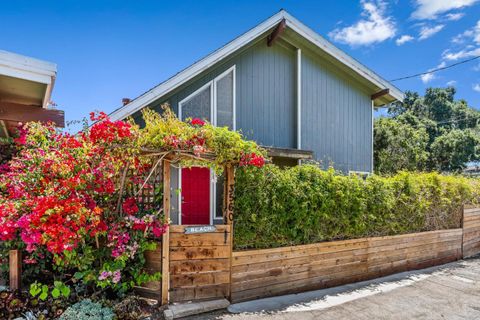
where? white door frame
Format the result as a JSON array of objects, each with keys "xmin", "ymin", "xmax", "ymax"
[{"xmin": 177, "ymin": 65, "xmax": 236, "ymax": 225}]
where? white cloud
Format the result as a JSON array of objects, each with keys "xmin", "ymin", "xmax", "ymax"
[
  {"xmin": 442, "ymin": 47, "xmax": 480, "ymax": 60},
  {"xmin": 452, "ymin": 20, "xmax": 480, "ymax": 44},
  {"xmin": 445, "ymin": 12, "xmax": 465, "ymax": 20},
  {"xmin": 411, "ymin": 0, "xmax": 478, "ymax": 20},
  {"xmin": 419, "ymin": 25, "xmax": 445, "ymax": 40},
  {"xmin": 420, "ymin": 61, "xmax": 446, "ymax": 83},
  {"xmin": 473, "ymin": 83, "xmax": 480, "ymax": 92},
  {"xmin": 329, "ymin": 0, "xmax": 396, "ymax": 46},
  {"xmin": 396, "ymin": 35, "xmax": 414, "ymax": 45},
  {"xmin": 421, "ymin": 73, "xmax": 436, "ymax": 83},
  {"xmin": 447, "ymin": 80, "xmax": 457, "ymax": 86}
]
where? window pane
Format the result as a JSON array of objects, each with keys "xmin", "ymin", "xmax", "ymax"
[
  {"xmin": 215, "ymin": 173, "xmax": 224, "ymax": 219},
  {"xmin": 181, "ymin": 85, "xmax": 211, "ymax": 122},
  {"xmin": 216, "ymin": 71, "xmax": 234, "ymax": 129}
]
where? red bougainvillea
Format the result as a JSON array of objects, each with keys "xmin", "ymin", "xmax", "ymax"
[{"xmin": 0, "ymin": 113, "xmax": 167, "ymax": 293}]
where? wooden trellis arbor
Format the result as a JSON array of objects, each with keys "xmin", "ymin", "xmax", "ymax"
[
  {"xmin": 133, "ymin": 150, "xmax": 236, "ymax": 305},
  {"xmin": 7, "ymin": 148, "xmax": 237, "ymax": 306}
]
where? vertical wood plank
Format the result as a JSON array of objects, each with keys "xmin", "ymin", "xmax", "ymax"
[
  {"xmin": 9, "ymin": 250, "xmax": 21, "ymax": 291},
  {"xmin": 224, "ymin": 165, "xmax": 235, "ymax": 225},
  {"xmin": 224, "ymin": 165, "xmax": 235, "ymax": 301},
  {"xmin": 161, "ymin": 160, "xmax": 171, "ymax": 305}
]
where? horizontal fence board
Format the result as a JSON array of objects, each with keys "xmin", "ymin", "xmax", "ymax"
[
  {"xmin": 170, "ymin": 259, "xmax": 230, "ymax": 275},
  {"xmin": 233, "ymin": 240, "xmax": 368, "ymax": 266},
  {"xmin": 170, "ymin": 246, "xmax": 230, "ymax": 261},
  {"xmin": 232, "ymin": 238, "xmax": 368, "ymax": 257},
  {"xmin": 171, "ymin": 271, "xmax": 230, "ymax": 287},
  {"xmin": 170, "ymin": 225, "xmax": 230, "ymax": 233},
  {"xmin": 171, "ymin": 283, "xmax": 229, "ymax": 302},
  {"xmin": 464, "ymin": 207, "xmax": 480, "ymax": 214},
  {"xmin": 170, "ymin": 232, "xmax": 230, "ymax": 247}
]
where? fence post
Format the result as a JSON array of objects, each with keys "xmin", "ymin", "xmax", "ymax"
[
  {"xmin": 461, "ymin": 204, "xmax": 465, "ymax": 259},
  {"xmin": 224, "ymin": 165, "xmax": 235, "ymax": 301},
  {"xmin": 9, "ymin": 249, "xmax": 21, "ymax": 291},
  {"xmin": 161, "ymin": 159, "xmax": 171, "ymax": 305}
]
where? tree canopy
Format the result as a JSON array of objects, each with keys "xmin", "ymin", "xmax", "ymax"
[{"xmin": 374, "ymin": 87, "xmax": 480, "ymax": 174}]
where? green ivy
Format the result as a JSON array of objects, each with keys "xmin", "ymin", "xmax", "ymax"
[{"xmin": 234, "ymin": 165, "xmax": 480, "ymax": 250}]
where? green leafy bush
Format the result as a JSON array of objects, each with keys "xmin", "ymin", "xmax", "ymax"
[
  {"xmin": 234, "ymin": 165, "xmax": 480, "ymax": 250},
  {"xmin": 59, "ymin": 299, "xmax": 114, "ymax": 320}
]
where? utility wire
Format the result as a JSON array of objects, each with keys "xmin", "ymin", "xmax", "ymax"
[
  {"xmin": 378, "ymin": 115, "xmax": 479, "ymax": 128},
  {"xmin": 389, "ymin": 55, "xmax": 480, "ymax": 82}
]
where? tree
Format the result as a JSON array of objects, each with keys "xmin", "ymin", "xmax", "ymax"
[
  {"xmin": 374, "ymin": 117, "xmax": 429, "ymax": 174},
  {"xmin": 376, "ymin": 87, "xmax": 480, "ymax": 173},
  {"xmin": 430, "ymin": 129, "xmax": 480, "ymax": 172}
]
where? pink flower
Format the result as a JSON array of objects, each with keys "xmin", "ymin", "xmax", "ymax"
[
  {"xmin": 112, "ymin": 270, "xmax": 121, "ymax": 284},
  {"xmin": 98, "ymin": 271, "xmax": 112, "ymax": 281},
  {"xmin": 23, "ymin": 258, "xmax": 37, "ymax": 264},
  {"xmin": 152, "ymin": 223, "xmax": 167, "ymax": 237}
]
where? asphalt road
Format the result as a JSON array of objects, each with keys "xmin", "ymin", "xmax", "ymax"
[{"xmin": 186, "ymin": 257, "xmax": 480, "ymax": 320}]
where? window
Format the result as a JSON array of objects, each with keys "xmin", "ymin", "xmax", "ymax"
[
  {"xmin": 215, "ymin": 68, "xmax": 235, "ymax": 129},
  {"xmin": 179, "ymin": 83, "xmax": 212, "ymax": 122}
]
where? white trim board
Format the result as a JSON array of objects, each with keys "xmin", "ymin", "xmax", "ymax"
[
  {"xmin": 109, "ymin": 10, "xmax": 403, "ymax": 121},
  {"xmin": 0, "ymin": 50, "xmax": 56, "ymax": 84}
]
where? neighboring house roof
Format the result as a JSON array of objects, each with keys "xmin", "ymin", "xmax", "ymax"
[
  {"xmin": 0, "ymin": 50, "xmax": 57, "ymax": 107},
  {"xmin": 0, "ymin": 50, "xmax": 63, "ymax": 137},
  {"xmin": 109, "ymin": 10, "xmax": 404, "ymax": 121}
]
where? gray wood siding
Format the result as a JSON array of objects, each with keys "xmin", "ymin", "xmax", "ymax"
[
  {"xmin": 235, "ymin": 41, "xmax": 296, "ymax": 148},
  {"xmin": 301, "ymin": 49, "xmax": 373, "ymax": 172}
]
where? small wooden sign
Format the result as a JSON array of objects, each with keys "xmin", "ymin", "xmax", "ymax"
[{"xmin": 184, "ymin": 225, "xmax": 217, "ymax": 234}]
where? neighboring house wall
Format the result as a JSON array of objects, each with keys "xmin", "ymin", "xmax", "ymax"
[{"xmin": 301, "ymin": 49, "xmax": 373, "ymax": 172}]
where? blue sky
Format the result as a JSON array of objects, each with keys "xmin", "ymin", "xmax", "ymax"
[{"xmin": 1, "ymin": 0, "xmax": 480, "ymax": 130}]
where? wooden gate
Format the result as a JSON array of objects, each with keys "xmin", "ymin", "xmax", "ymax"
[
  {"xmin": 169, "ymin": 225, "xmax": 232, "ymax": 302},
  {"xmin": 153, "ymin": 162, "xmax": 235, "ymax": 305}
]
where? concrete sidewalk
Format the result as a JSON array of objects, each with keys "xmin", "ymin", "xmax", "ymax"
[{"xmin": 185, "ymin": 257, "xmax": 480, "ymax": 320}]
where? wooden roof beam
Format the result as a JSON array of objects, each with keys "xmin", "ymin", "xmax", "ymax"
[
  {"xmin": 371, "ymin": 88, "xmax": 390, "ymax": 101},
  {"xmin": 0, "ymin": 102, "xmax": 65, "ymax": 127},
  {"xmin": 267, "ymin": 19, "xmax": 286, "ymax": 47},
  {"xmin": 262, "ymin": 146, "xmax": 313, "ymax": 160}
]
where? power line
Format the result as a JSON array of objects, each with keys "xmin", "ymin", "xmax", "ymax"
[
  {"xmin": 389, "ymin": 55, "xmax": 480, "ymax": 82},
  {"xmin": 378, "ymin": 115, "xmax": 479, "ymax": 129}
]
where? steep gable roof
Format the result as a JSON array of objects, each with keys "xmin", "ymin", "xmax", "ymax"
[{"xmin": 109, "ymin": 10, "xmax": 403, "ymax": 121}]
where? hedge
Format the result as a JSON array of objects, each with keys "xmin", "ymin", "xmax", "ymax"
[{"xmin": 233, "ymin": 165, "xmax": 480, "ymax": 250}]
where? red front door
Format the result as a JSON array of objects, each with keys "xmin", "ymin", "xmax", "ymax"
[{"xmin": 181, "ymin": 167, "xmax": 210, "ymax": 225}]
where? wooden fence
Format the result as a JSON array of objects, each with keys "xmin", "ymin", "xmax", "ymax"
[
  {"xmin": 7, "ymin": 206, "xmax": 480, "ymax": 305},
  {"xmin": 231, "ymin": 229, "xmax": 463, "ymax": 302},
  {"xmin": 463, "ymin": 206, "xmax": 480, "ymax": 258},
  {"xmin": 169, "ymin": 225, "xmax": 232, "ymax": 303},
  {"xmin": 135, "ymin": 242, "xmax": 163, "ymax": 299}
]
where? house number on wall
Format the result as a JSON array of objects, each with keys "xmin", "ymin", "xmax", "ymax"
[{"xmin": 184, "ymin": 225, "xmax": 217, "ymax": 234}]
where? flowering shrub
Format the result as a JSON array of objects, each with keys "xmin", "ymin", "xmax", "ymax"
[{"xmin": 0, "ymin": 113, "xmax": 167, "ymax": 297}]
